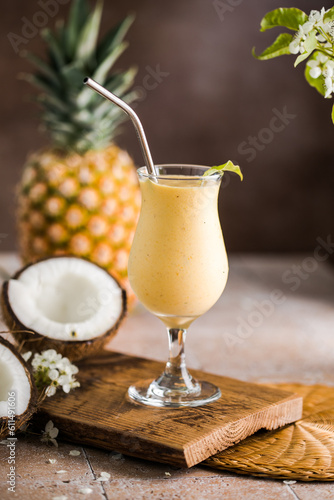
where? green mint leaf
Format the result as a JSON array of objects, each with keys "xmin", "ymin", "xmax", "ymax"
[
  {"xmin": 260, "ymin": 8, "xmax": 308, "ymax": 32},
  {"xmin": 294, "ymin": 46, "xmax": 316, "ymax": 68},
  {"xmin": 304, "ymin": 52, "xmax": 326, "ymax": 96},
  {"xmin": 324, "ymin": 7, "xmax": 334, "ymax": 22},
  {"xmin": 204, "ymin": 161, "xmax": 243, "ymax": 180},
  {"xmin": 253, "ymin": 33, "xmax": 293, "ymax": 60}
]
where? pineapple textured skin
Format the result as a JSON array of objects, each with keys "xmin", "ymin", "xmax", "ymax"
[{"xmin": 17, "ymin": 145, "xmax": 140, "ymax": 303}]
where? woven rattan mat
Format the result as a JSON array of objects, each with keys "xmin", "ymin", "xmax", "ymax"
[{"xmin": 205, "ymin": 383, "xmax": 334, "ymax": 481}]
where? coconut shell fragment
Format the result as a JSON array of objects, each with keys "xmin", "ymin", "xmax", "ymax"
[{"xmin": 0, "ymin": 336, "xmax": 37, "ymax": 440}]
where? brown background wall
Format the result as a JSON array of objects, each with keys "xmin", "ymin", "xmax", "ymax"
[{"xmin": 1, "ymin": 0, "xmax": 334, "ymax": 253}]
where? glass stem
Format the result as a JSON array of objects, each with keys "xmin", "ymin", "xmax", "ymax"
[
  {"xmin": 156, "ymin": 328, "xmax": 199, "ymax": 393},
  {"xmin": 165, "ymin": 328, "xmax": 189, "ymax": 380}
]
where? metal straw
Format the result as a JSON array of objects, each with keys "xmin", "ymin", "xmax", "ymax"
[{"xmin": 83, "ymin": 77, "xmax": 156, "ymax": 175}]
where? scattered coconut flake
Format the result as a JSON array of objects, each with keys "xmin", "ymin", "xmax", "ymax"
[
  {"xmin": 69, "ymin": 450, "xmax": 81, "ymax": 456},
  {"xmin": 165, "ymin": 472, "xmax": 171, "ymax": 477},
  {"xmin": 78, "ymin": 488, "xmax": 93, "ymax": 495},
  {"xmin": 283, "ymin": 480, "xmax": 297, "ymax": 485},
  {"xmin": 48, "ymin": 459, "xmax": 57, "ymax": 464},
  {"xmin": 110, "ymin": 453, "xmax": 123, "ymax": 460},
  {"xmin": 53, "ymin": 496, "xmax": 68, "ymax": 500},
  {"xmin": 100, "ymin": 472, "xmax": 110, "ymax": 478},
  {"xmin": 0, "ymin": 440, "xmax": 9, "ymax": 445},
  {"xmin": 96, "ymin": 471, "xmax": 111, "ymax": 482},
  {"xmin": 56, "ymin": 470, "xmax": 68, "ymax": 474}
]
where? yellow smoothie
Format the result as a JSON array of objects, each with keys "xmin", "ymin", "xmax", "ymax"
[{"xmin": 128, "ymin": 173, "xmax": 228, "ymax": 328}]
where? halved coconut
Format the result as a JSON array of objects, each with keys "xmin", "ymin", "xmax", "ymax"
[
  {"xmin": 0, "ymin": 336, "xmax": 37, "ymax": 439},
  {"xmin": 1, "ymin": 256, "xmax": 127, "ymax": 361}
]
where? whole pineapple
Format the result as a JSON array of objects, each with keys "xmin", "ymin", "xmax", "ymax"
[{"xmin": 17, "ymin": 0, "xmax": 141, "ymax": 304}]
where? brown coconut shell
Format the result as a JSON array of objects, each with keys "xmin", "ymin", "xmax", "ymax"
[
  {"xmin": 0, "ymin": 336, "xmax": 38, "ymax": 440},
  {"xmin": 1, "ymin": 256, "xmax": 127, "ymax": 362}
]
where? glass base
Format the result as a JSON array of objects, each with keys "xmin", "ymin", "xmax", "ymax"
[{"xmin": 128, "ymin": 379, "xmax": 221, "ymax": 408}]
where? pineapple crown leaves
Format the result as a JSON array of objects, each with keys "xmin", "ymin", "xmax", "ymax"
[{"xmin": 21, "ymin": 0, "xmax": 138, "ymax": 154}]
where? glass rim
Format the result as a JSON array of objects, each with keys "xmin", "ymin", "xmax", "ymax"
[{"xmin": 137, "ymin": 164, "xmax": 220, "ymax": 181}]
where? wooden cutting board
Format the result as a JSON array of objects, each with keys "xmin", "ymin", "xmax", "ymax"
[{"xmin": 35, "ymin": 351, "xmax": 303, "ymax": 467}]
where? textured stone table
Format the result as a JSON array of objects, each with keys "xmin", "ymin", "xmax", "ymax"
[{"xmin": 1, "ymin": 252, "xmax": 334, "ymax": 499}]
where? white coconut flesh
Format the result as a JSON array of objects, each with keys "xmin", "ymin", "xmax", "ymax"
[
  {"xmin": 7, "ymin": 257, "xmax": 123, "ymax": 341},
  {"xmin": 0, "ymin": 343, "xmax": 31, "ymax": 417}
]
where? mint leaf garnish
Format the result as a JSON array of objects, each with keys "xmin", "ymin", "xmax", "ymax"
[{"xmin": 203, "ymin": 161, "xmax": 243, "ymax": 180}]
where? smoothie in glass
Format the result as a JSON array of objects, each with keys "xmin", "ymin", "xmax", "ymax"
[{"xmin": 128, "ymin": 166, "xmax": 228, "ymax": 328}]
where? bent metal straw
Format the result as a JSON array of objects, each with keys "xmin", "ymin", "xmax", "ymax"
[{"xmin": 83, "ymin": 77, "xmax": 156, "ymax": 176}]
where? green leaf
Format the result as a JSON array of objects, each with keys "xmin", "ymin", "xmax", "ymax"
[
  {"xmin": 76, "ymin": 49, "xmax": 135, "ymax": 109},
  {"xmin": 331, "ymin": 104, "xmax": 334, "ymax": 125},
  {"xmin": 97, "ymin": 14, "xmax": 135, "ymax": 63},
  {"xmin": 61, "ymin": 62, "xmax": 85, "ymax": 88},
  {"xmin": 19, "ymin": 73, "xmax": 61, "ymax": 98},
  {"xmin": 24, "ymin": 53, "xmax": 60, "ymax": 87},
  {"xmin": 253, "ymin": 33, "xmax": 293, "ymax": 60},
  {"xmin": 294, "ymin": 31, "xmax": 318, "ymax": 68},
  {"xmin": 40, "ymin": 29, "xmax": 65, "ymax": 69},
  {"xmin": 105, "ymin": 67, "xmax": 137, "ymax": 95},
  {"xmin": 94, "ymin": 68, "xmax": 137, "ymax": 118},
  {"xmin": 65, "ymin": 0, "xmax": 90, "ymax": 59},
  {"xmin": 75, "ymin": 0, "xmax": 103, "ymax": 64},
  {"xmin": 324, "ymin": 7, "xmax": 334, "ymax": 22},
  {"xmin": 92, "ymin": 41, "xmax": 128, "ymax": 85},
  {"xmin": 43, "ymin": 117, "xmax": 76, "ymax": 134},
  {"xmin": 203, "ymin": 161, "xmax": 243, "ymax": 180},
  {"xmin": 56, "ymin": 19, "xmax": 66, "ymax": 54},
  {"xmin": 304, "ymin": 52, "xmax": 326, "ymax": 96},
  {"xmin": 294, "ymin": 51, "xmax": 312, "ymax": 67},
  {"xmin": 260, "ymin": 8, "xmax": 308, "ymax": 32},
  {"xmin": 37, "ymin": 94, "xmax": 69, "ymax": 114}
]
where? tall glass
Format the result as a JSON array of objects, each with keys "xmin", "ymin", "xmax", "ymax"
[{"xmin": 127, "ymin": 165, "xmax": 228, "ymax": 407}]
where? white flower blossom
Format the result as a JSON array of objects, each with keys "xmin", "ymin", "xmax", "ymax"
[
  {"xmin": 309, "ymin": 8, "xmax": 326, "ymax": 25},
  {"xmin": 22, "ymin": 351, "xmax": 32, "ymax": 362},
  {"xmin": 307, "ymin": 52, "xmax": 330, "ymax": 79},
  {"xmin": 289, "ymin": 8, "xmax": 334, "ymax": 56},
  {"xmin": 48, "ymin": 369, "xmax": 59, "ymax": 381},
  {"xmin": 45, "ymin": 385, "xmax": 57, "ymax": 397},
  {"xmin": 289, "ymin": 31, "xmax": 306, "ymax": 55},
  {"xmin": 308, "ymin": 61, "xmax": 322, "ymax": 79},
  {"xmin": 41, "ymin": 420, "xmax": 59, "ymax": 447},
  {"xmin": 324, "ymin": 60, "xmax": 334, "ymax": 97},
  {"xmin": 325, "ymin": 74, "xmax": 334, "ymax": 98},
  {"xmin": 30, "ymin": 349, "xmax": 80, "ymax": 397},
  {"xmin": 300, "ymin": 21, "xmax": 314, "ymax": 34}
]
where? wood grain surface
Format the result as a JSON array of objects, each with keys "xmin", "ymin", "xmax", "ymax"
[{"xmin": 35, "ymin": 351, "xmax": 303, "ymax": 467}]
